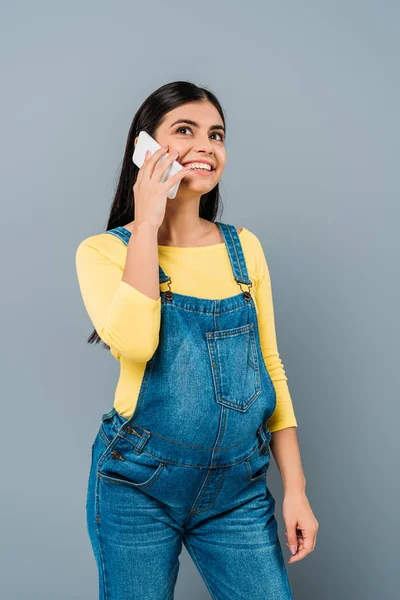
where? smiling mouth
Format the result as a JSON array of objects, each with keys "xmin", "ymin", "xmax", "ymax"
[
  {"xmin": 184, "ymin": 165, "xmax": 215, "ymax": 172},
  {"xmin": 182, "ymin": 161, "xmax": 216, "ymax": 171},
  {"xmin": 185, "ymin": 168, "xmax": 214, "ymax": 175}
]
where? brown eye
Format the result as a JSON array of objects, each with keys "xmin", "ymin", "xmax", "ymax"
[
  {"xmin": 175, "ymin": 127, "xmax": 224, "ymax": 142},
  {"xmin": 176, "ymin": 127, "xmax": 191, "ymax": 135},
  {"xmin": 212, "ymin": 132, "xmax": 224, "ymax": 142}
]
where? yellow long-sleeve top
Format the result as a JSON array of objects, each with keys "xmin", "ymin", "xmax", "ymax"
[{"xmin": 75, "ymin": 226, "xmax": 298, "ymax": 433}]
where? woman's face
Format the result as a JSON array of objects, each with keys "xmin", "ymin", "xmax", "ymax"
[{"xmin": 139, "ymin": 101, "xmax": 226, "ymax": 196}]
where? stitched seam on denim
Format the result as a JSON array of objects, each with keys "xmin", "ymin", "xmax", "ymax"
[
  {"xmin": 102, "ymin": 408, "xmax": 116, "ymax": 421},
  {"xmin": 208, "ymin": 322, "xmax": 253, "ymax": 338},
  {"xmin": 127, "ymin": 352, "xmax": 155, "ymax": 424},
  {"xmin": 193, "ymin": 476, "xmax": 225, "ymax": 513},
  {"xmin": 249, "ymin": 327, "xmax": 260, "ymax": 372},
  {"xmin": 206, "ymin": 335, "xmax": 222, "ymax": 407},
  {"xmin": 218, "ymin": 222, "xmax": 239, "ymax": 282},
  {"xmin": 97, "ymin": 434, "xmax": 122, "ymax": 471},
  {"xmin": 251, "ymin": 318, "xmax": 277, "ymax": 415},
  {"xmin": 249, "ymin": 328, "xmax": 262, "ymax": 393},
  {"xmin": 226, "ymin": 223, "xmax": 245, "ymax": 281},
  {"xmin": 208, "ymin": 360, "xmax": 228, "ymax": 468},
  {"xmin": 105, "ymin": 229, "xmax": 129, "ymax": 245},
  {"xmin": 162, "ymin": 299, "xmax": 248, "ymax": 315},
  {"xmin": 246, "ymin": 452, "xmax": 270, "ymax": 482},
  {"xmin": 256, "ymin": 331, "xmax": 277, "ymax": 403},
  {"xmin": 117, "ymin": 226, "xmax": 131, "ymax": 238},
  {"xmin": 116, "ymin": 227, "xmax": 131, "ymax": 243},
  {"xmin": 217, "ymin": 388, "xmax": 262, "ymax": 411},
  {"xmin": 98, "ymin": 463, "xmax": 165, "ymax": 489},
  {"xmin": 226, "ymin": 224, "xmax": 241, "ymax": 283},
  {"xmin": 95, "ymin": 506, "xmax": 109, "ymax": 598},
  {"xmin": 127, "ymin": 423, "xmax": 257, "ymax": 450},
  {"xmin": 231, "ymin": 223, "xmax": 250, "ymax": 283},
  {"xmin": 210, "ymin": 325, "xmax": 262, "ymax": 410},
  {"xmin": 99, "ymin": 425, "xmax": 117, "ymax": 447},
  {"xmin": 185, "ymin": 468, "xmax": 215, "ymax": 518},
  {"xmin": 184, "ymin": 539, "xmax": 217, "ymax": 600},
  {"xmin": 217, "ymin": 389, "xmax": 261, "ymax": 411},
  {"xmin": 131, "ymin": 439, "xmax": 260, "ymax": 469},
  {"xmin": 99, "ymin": 428, "xmax": 110, "ymax": 448},
  {"xmin": 94, "ymin": 478, "xmax": 108, "ymax": 596},
  {"xmin": 227, "ymin": 223, "xmax": 251, "ymax": 285}
]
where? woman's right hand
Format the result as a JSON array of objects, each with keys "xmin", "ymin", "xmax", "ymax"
[{"xmin": 133, "ymin": 145, "xmax": 191, "ymax": 230}]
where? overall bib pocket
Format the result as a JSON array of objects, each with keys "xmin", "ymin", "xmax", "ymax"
[{"xmin": 206, "ymin": 322, "xmax": 262, "ymax": 412}]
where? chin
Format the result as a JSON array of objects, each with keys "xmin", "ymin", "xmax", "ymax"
[
  {"xmin": 183, "ymin": 177, "xmax": 218, "ymax": 189},
  {"xmin": 175, "ymin": 181, "xmax": 216, "ymax": 200},
  {"xmin": 183, "ymin": 184, "xmax": 216, "ymax": 195}
]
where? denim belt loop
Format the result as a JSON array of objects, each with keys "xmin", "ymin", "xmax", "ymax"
[{"xmin": 133, "ymin": 430, "xmax": 151, "ymax": 455}]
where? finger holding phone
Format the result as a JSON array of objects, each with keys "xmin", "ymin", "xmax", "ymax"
[{"xmin": 133, "ymin": 145, "xmax": 191, "ymax": 230}]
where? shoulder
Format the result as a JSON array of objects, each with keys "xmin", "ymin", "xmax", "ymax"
[
  {"xmin": 237, "ymin": 226, "xmax": 270, "ymax": 287},
  {"xmin": 238, "ymin": 226, "xmax": 265, "ymax": 258},
  {"xmin": 75, "ymin": 230, "xmax": 127, "ymax": 269}
]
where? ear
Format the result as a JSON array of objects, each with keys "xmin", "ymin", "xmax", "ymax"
[{"xmin": 134, "ymin": 136, "xmax": 138, "ymax": 148}]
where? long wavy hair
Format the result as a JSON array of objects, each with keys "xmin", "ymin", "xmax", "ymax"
[{"xmin": 88, "ymin": 80, "xmax": 227, "ymax": 347}]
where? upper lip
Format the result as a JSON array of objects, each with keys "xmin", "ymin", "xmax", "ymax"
[{"xmin": 182, "ymin": 159, "xmax": 215, "ymax": 169}]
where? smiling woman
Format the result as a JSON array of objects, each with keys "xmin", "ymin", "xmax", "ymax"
[
  {"xmin": 76, "ymin": 80, "xmax": 310, "ymax": 600},
  {"xmin": 134, "ymin": 98, "xmax": 228, "ymax": 209}
]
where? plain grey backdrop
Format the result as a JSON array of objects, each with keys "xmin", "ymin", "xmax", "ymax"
[{"xmin": 1, "ymin": 1, "xmax": 398, "ymax": 598}]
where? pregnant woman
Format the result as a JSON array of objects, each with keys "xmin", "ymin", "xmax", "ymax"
[{"xmin": 76, "ymin": 80, "xmax": 318, "ymax": 599}]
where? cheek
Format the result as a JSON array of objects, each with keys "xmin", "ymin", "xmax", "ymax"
[
  {"xmin": 216, "ymin": 153, "xmax": 226, "ymax": 169},
  {"xmin": 170, "ymin": 142, "xmax": 188, "ymax": 157}
]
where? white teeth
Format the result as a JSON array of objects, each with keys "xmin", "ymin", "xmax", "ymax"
[{"xmin": 186, "ymin": 162, "xmax": 212, "ymax": 171}]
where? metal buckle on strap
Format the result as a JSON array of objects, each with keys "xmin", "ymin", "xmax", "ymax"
[
  {"xmin": 235, "ymin": 278, "xmax": 253, "ymax": 301},
  {"xmin": 124, "ymin": 425, "xmax": 141, "ymax": 439},
  {"xmin": 161, "ymin": 277, "xmax": 173, "ymax": 301}
]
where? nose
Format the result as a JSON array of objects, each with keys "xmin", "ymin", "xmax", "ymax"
[{"xmin": 193, "ymin": 132, "xmax": 214, "ymax": 153}]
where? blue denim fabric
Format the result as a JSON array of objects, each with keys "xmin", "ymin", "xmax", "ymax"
[{"xmin": 86, "ymin": 222, "xmax": 294, "ymax": 599}]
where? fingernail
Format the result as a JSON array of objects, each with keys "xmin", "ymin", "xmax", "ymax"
[{"xmin": 290, "ymin": 545, "xmax": 297, "ymax": 555}]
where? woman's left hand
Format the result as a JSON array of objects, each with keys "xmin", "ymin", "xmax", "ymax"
[{"xmin": 282, "ymin": 490, "xmax": 319, "ymax": 563}]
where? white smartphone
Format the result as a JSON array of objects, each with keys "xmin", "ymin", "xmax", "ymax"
[{"xmin": 132, "ymin": 130, "xmax": 183, "ymax": 199}]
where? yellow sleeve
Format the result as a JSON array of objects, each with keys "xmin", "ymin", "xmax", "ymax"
[
  {"xmin": 252, "ymin": 235, "xmax": 298, "ymax": 433},
  {"xmin": 75, "ymin": 237, "xmax": 161, "ymax": 362}
]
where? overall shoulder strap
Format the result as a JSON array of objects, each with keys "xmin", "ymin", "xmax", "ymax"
[{"xmin": 215, "ymin": 222, "xmax": 252, "ymax": 285}]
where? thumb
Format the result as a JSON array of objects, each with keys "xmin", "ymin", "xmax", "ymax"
[{"xmin": 285, "ymin": 527, "xmax": 298, "ymax": 555}]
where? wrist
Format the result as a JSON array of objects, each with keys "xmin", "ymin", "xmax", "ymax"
[
  {"xmin": 282, "ymin": 476, "xmax": 307, "ymax": 495},
  {"xmin": 132, "ymin": 220, "xmax": 160, "ymax": 234}
]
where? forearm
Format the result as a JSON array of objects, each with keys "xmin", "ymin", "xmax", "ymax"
[
  {"xmin": 122, "ymin": 220, "xmax": 161, "ymax": 301},
  {"xmin": 269, "ymin": 427, "xmax": 306, "ymax": 493}
]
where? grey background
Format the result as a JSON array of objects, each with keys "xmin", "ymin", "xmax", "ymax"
[{"xmin": 1, "ymin": 1, "xmax": 398, "ymax": 598}]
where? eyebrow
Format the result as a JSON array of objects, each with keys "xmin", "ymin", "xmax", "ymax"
[{"xmin": 169, "ymin": 119, "xmax": 225, "ymax": 134}]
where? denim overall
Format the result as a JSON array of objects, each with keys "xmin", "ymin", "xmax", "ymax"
[{"xmin": 86, "ymin": 222, "xmax": 294, "ymax": 600}]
